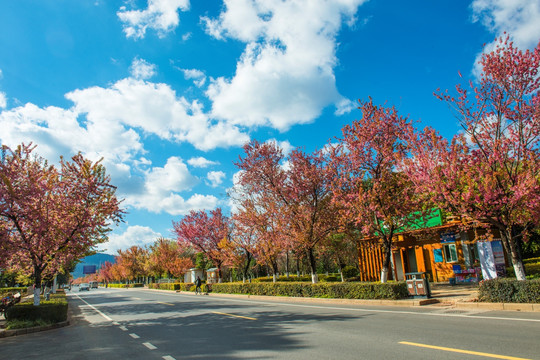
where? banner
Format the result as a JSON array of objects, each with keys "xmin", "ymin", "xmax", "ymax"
[{"xmin": 477, "ymin": 241, "xmax": 497, "ymax": 280}]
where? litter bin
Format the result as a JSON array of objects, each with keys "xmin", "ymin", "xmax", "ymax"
[{"xmin": 405, "ymin": 272, "xmax": 431, "ymax": 298}]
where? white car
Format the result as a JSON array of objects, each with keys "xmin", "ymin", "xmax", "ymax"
[{"xmin": 79, "ymin": 283, "xmax": 90, "ymax": 291}]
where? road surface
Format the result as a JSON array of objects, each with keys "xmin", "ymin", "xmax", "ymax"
[{"xmin": 1, "ymin": 287, "xmax": 539, "ymax": 359}]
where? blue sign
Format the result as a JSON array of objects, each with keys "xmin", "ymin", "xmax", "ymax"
[
  {"xmin": 440, "ymin": 232, "xmax": 456, "ymax": 243},
  {"xmin": 83, "ymin": 265, "xmax": 97, "ymax": 274}
]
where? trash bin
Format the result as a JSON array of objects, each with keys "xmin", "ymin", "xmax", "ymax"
[{"xmin": 405, "ymin": 272, "xmax": 431, "ymax": 298}]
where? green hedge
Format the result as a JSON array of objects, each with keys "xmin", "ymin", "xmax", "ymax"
[
  {"xmin": 5, "ymin": 294, "xmax": 68, "ymax": 323},
  {"xmin": 523, "ymin": 257, "xmax": 540, "ymax": 265},
  {"xmin": 478, "ymin": 279, "xmax": 540, "ymax": 303},
  {"xmin": 505, "ymin": 262, "xmax": 540, "ymax": 279},
  {"xmin": 148, "ymin": 283, "xmax": 194, "ymax": 291},
  {"xmin": 0, "ymin": 287, "xmax": 27, "ymax": 297},
  {"xmin": 207, "ymin": 281, "xmax": 408, "ymax": 300},
  {"xmin": 253, "ymin": 274, "xmax": 343, "ymax": 283},
  {"xmin": 108, "ymin": 284, "xmax": 130, "ymax": 288}
]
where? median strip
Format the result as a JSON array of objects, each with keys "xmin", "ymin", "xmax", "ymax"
[
  {"xmin": 399, "ymin": 341, "xmax": 532, "ymax": 360},
  {"xmin": 211, "ymin": 311, "xmax": 257, "ymax": 321}
]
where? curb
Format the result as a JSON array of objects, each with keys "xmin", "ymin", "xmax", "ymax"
[{"xmin": 455, "ymin": 301, "xmax": 540, "ymax": 312}]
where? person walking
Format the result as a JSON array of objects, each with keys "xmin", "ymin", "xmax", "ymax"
[{"xmin": 195, "ymin": 276, "xmax": 202, "ymax": 295}]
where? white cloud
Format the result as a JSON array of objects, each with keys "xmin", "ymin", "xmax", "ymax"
[
  {"xmin": 118, "ymin": 0, "xmax": 190, "ymax": 39},
  {"xmin": 66, "ymin": 77, "xmax": 249, "ymax": 150},
  {"xmin": 471, "ymin": 0, "xmax": 540, "ymax": 75},
  {"xmin": 130, "ymin": 58, "xmax": 157, "ymax": 80},
  {"xmin": 99, "ymin": 225, "xmax": 162, "ymax": 254},
  {"xmin": 266, "ymin": 138, "xmax": 294, "ymax": 156},
  {"xmin": 203, "ymin": 0, "xmax": 367, "ymax": 131},
  {"xmin": 188, "ymin": 156, "xmax": 219, "ymax": 168},
  {"xmin": 472, "ymin": 0, "xmax": 540, "ymax": 49},
  {"xmin": 0, "ymin": 92, "xmax": 6, "ymax": 109},
  {"xmin": 181, "ymin": 68, "xmax": 206, "ymax": 87},
  {"xmin": 122, "ymin": 156, "xmax": 219, "ymax": 215},
  {"xmin": 206, "ymin": 170, "xmax": 226, "ymax": 188},
  {"xmin": 0, "ymin": 76, "xmax": 245, "ymax": 216}
]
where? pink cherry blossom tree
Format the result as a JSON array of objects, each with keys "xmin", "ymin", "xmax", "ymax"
[
  {"xmin": 173, "ymin": 208, "xmax": 229, "ymax": 282},
  {"xmin": 328, "ymin": 99, "xmax": 424, "ymax": 283},
  {"xmin": 408, "ymin": 36, "xmax": 540, "ymax": 280},
  {"xmin": 0, "ymin": 144, "xmax": 124, "ymax": 304}
]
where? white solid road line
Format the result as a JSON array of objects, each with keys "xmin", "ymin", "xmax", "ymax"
[
  {"xmin": 143, "ymin": 342, "xmax": 157, "ymax": 350},
  {"xmin": 73, "ymin": 294, "xmax": 113, "ymax": 321}
]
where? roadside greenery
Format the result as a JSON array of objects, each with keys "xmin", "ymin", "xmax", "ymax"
[
  {"xmin": 479, "ymin": 279, "xmax": 540, "ymax": 303},
  {"xmin": 5, "ymin": 292, "xmax": 68, "ymax": 326},
  {"xmin": 205, "ymin": 281, "xmax": 408, "ymax": 300}
]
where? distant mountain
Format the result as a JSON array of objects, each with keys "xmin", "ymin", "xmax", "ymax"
[{"xmin": 71, "ymin": 253, "xmax": 116, "ymax": 279}]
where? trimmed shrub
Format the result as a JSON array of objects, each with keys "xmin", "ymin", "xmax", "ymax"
[
  {"xmin": 505, "ymin": 262, "xmax": 540, "ymax": 279},
  {"xmin": 479, "ymin": 279, "xmax": 540, "ymax": 303},
  {"xmin": 0, "ymin": 287, "xmax": 27, "ymax": 297},
  {"xmin": 207, "ymin": 281, "xmax": 408, "ymax": 300},
  {"xmin": 108, "ymin": 284, "xmax": 130, "ymax": 288},
  {"xmin": 5, "ymin": 294, "xmax": 68, "ymax": 323},
  {"xmin": 342, "ymin": 266, "xmax": 359, "ymax": 279},
  {"xmin": 148, "ymin": 283, "xmax": 194, "ymax": 291}
]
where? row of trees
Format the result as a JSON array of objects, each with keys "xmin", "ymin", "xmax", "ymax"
[
  {"xmin": 94, "ymin": 239, "xmax": 194, "ymax": 285},
  {"xmin": 174, "ymin": 36, "xmax": 540, "ymax": 283}
]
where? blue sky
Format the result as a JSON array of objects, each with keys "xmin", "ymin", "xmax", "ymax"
[{"xmin": 0, "ymin": 0, "xmax": 538, "ymax": 254}]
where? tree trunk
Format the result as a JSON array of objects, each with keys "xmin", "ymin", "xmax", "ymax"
[
  {"xmin": 502, "ymin": 227, "xmax": 526, "ymax": 281},
  {"xmin": 33, "ymin": 265, "xmax": 42, "ymax": 306},
  {"xmin": 380, "ymin": 242, "xmax": 392, "ymax": 283},
  {"xmin": 307, "ymin": 248, "xmax": 318, "ymax": 283},
  {"xmin": 271, "ymin": 261, "xmax": 279, "ymax": 283},
  {"xmin": 285, "ymin": 250, "xmax": 290, "ymax": 278},
  {"xmin": 242, "ymin": 252, "xmax": 252, "ymax": 284}
]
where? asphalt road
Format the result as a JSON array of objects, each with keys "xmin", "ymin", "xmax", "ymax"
[{"xmin": 1, "ymin": 287, "xmax": 540, "ymax": 360}]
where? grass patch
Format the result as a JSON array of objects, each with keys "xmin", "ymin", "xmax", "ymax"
[{"xmin": 5, "ymin": 319, "xmax": 54, "ymax": 330}]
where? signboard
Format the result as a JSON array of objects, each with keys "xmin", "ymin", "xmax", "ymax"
[
  {"xmin": 477, "ymin": 241, "xmax": 497, "ymax": 280},
  {"xmin": 440, "ymin": 232, "xmax": 456, "ymax": 243},
  {"xmin": 83, "ymin": 265, "xmax": 97, "ymax": 274},
  {"xmin": 491, "ymin": 240, "xmax": 506, "ymax": 277}
]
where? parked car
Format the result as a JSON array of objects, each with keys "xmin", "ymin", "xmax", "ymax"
[
  {"xmin": 79, "ymin": 283, "xmax": 90, "ymax": 291},
  {"xmin": 89, "ymin": 281, "xmax": 98, "ymax": 289}
]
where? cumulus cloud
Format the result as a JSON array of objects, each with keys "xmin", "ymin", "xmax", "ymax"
[
  {"xmin": 118, "ymin": 0, "xmax": 190, "ymax": 39},
  {"xmin": 66, "ymin": 77, "xmax": 249, "ymax": 150},
  {"xmin": 471, "ymin": 0, "xmax": 540, "ymax": 75},
  {"xmin": 472, "ymin": 0, "xmax": 540, "ymax": 49},
  {"xmin": 0, "ymin": 92, "xmax": 6, "ymax": 109},
  {"xmin": 123, "ymin": 156, "xmax": 219, "ymax": 215},
  {"xmin": 0, "ymin": 76, "xmax": 244, "ymax": 216},
  {"xmin": 266, "ymin": 138, "xmax": 294, "ymax": 156},
  {"xmin": 98, "ymin": 225, "xmax": 162, "ymax": 254},
  {"xmin": 206, "ymin": 170, "xmax": 226, "ymax": 188},
  {"xmin": 130, "ymin": 58, "xmax": 157, "ymax": 80},
  {"xmin": 181, "ymin": 68, "xmax": 206, "ymax": 87},
  {"xmin": 188, "ymin": 156, "xmax": 219, "ymax": 168},
  {"xmin": 203, "ymin": 0, "xmax": 367, "ymax": 131}
]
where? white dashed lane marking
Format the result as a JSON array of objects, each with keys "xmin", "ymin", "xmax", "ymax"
[
  {"xmin": 143, "ymin": 342, "xmax": 157, "ymax": 350},
  {"xmin": 129, "ymin": 333, "xmax": 140, "ymax": 339}
]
